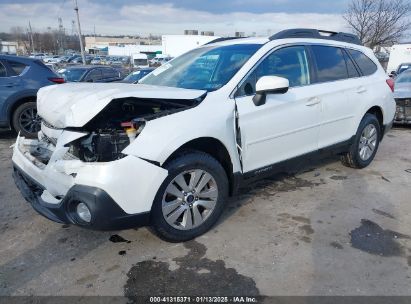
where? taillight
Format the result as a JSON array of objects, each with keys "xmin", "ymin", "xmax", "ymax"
[
  {"xmin": 386, "ymin": 79, "xmax": 394, "ymax": 92},
  {"xmin": 48, "ymin": 77, "xmax": 65, "ymax": 84}
]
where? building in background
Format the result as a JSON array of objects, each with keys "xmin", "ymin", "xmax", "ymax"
[
  {"xmin": 201, "ymin": 31, "xmax": 215, "ymax": 36},
  {"xmin": 108, "ymin": 33, "xmax": 219, "ymax": 59},
  {"xmin": 162, "ymin": 34, "xmax": 219, "ymax": 57},
  {"xmin": 85, "ymin": 36, "xmax": 161, "ymax": 54},
  {"xmin": 184, "ymin": 30, "xmax": 199, "ymax": 35},
  {"xmin": 0, "ymin": 41, "xmax": 19, "ymax": 54},
  {"xmin": 108, "ymin": 44, "xmax": 162, "ymax": 58}
]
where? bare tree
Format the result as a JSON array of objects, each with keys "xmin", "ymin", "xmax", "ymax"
[
  {"xmin": 344, "ymin": 0, "xmax": 411, "ymax": 49},
  {"xmin": 10, "ymin": 26, "xmax": 29, "ymax": 54}
]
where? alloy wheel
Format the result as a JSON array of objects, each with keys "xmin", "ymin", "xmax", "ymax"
[
  {"xmin": 162, "ymin": 169, "xmax": 219, "ymax": 230},
  {"xmin": 19, "ymin": 107, "xmax": 41, "ymax": 134},
  {"xmin": 358, "ymin": 124, "xmax": 378, "ymax": 161}
]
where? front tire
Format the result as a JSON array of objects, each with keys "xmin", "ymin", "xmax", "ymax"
[
  {"xmin": 12, "ymin": 102, "xmax": 41, "ymax": 138},
  {"xmin": 151, "ymin": 151, "xmax": 228, "ymax": 242},
  {"xmin": 341, "ymin": 114, "xmax": 381, "ymax": 169}
]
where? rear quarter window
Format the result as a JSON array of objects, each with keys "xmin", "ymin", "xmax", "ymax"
[
  {"xmin": 311, "ymin": 45, "xmax": 348, "ymax": 82},
  {"xmin": 348, "ymin": 49, "xmax": 378, "ymax": 76},
  {"xmin": 7, "ymin": 60, "xmax": 28, "ymax": 75}
]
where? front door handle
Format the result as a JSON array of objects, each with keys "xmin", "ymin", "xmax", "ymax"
[{"xmin": 306, "ymin": 97, "xmax": 321, "ymax": 106}]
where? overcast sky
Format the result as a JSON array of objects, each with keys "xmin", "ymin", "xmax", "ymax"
[{"xmin": 0, "ymin": 0, "xmax": 352, "ymax": 36}]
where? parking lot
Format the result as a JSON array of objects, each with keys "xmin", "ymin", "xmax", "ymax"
[{"xmin": 0, "ymin": 126, "xmax": 410, "ymax": 297}]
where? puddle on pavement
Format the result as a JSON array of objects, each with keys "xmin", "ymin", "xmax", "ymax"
[
  {"xmin": 242, "ymin": 174, "xmax": 325, "ymax": 200},
  {"xmin": 350, "ymin": 219, "xmax": 410, "ymax": 257},
  {"xmin": 277, "ymin": 213, "xmax": 315, "ymax": 243},
  {"xmin": 109, "ymin": 234, "xmax": 131, "ymax": 243},
  {"xmin": 330, "ymin": 241, "xmax": 344, "ymax": 249},
  {"xmin": 124, "ymin": 240, "xmax": 259, "ymax": 298}
]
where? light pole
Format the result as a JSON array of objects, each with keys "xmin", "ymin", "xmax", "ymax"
[{"xmin": 73, "ymin": 0, "xmax": 86, "ymax": 65}]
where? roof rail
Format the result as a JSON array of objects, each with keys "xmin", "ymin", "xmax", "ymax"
[
  {"xmin": 204, "ymin": 37, "xmax": 247, "ymax": 45},
  {"xmin": 269, "ymin": 29, "xmax": 362, "ymax": 46}
]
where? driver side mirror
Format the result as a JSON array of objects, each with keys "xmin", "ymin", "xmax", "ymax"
[
  {"xmin": 389, "ymin": 71, "xmax": 397, "ymax": 78},
  {"xmin": 252, "ymin": 76, "xmax": 289, "ymax": 106}
]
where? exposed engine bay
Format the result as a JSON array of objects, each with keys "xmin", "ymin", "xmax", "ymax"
[{"xmin": 50, "ymin": 97, "xmax": 202, "ymax": 162}]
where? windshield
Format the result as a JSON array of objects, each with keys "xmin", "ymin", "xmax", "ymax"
[
  {"xmin": 140, "ymin": 44, "xmax": 261, "ymax": 91},
  {"xmin": 58, "ymin": 68, "xmax": 87, "ymax": 82},
  {"xmin": 396, "ymin": 72, "xmax": 411, "ymax": 84}
]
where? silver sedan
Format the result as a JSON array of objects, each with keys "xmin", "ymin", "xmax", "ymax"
[{"xmin": 393, "ymin": 70, "xmax": 411, "ymax": 124}]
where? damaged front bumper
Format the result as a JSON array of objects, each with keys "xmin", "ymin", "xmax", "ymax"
[
  {"xmin": 394, "ymin": 98, "xmax": 411, "ymax": 125},
  {"xmin": 12, "ymin": 133, "xmax": 168, "ymax": 230}
]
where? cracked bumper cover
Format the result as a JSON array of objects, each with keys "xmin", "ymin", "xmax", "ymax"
[
  {"xmin": 12, "ymin": 134, "xmax": 168, "ymax": 230},
  {"xmin": 13, "ymin": 165, "xmax": 150, "ymax": 230}
]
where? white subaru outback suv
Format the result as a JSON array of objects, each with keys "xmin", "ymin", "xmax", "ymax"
[{"xmin": 12, "ymin": 29, "xmax": 395, "ymax": 242}]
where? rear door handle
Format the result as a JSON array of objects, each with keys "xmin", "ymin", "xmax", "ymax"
[
  {"xmin": 356, "ymin": 87, "xmax": 367, "ymax": 94},
  {"xmin": 306, "ymin": 97, "xmax": 321, "ymax": 106}
]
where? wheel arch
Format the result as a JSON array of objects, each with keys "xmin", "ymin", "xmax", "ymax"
[
  {"xmin": 163, "ymin": 137, "xmax": 236, "ymax": 196},
  {"xmin": 365, "ymin": 106, "xmax": 384, "ymax": 137},
  {"xmin": 7, "ymin": 95, "xmax": 37, "ymax": 129}
]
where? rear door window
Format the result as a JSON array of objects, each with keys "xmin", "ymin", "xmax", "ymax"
[
  {"xmin": 7, "ymin": 60, "xmax": 27, "ymax": 75},
  {"xmin": 0, "ymin": 62, "xmax": 7, "ymax": 77},
  {"xmin": 102, "ymin": 68, "xmax": 118, "ymax": 79},
  {"xmin": 311, "ymin": 45, "xmax": 348, "ymax": 82},
  {"xmin": 85, "ymin": 69, "xmax": 103, "ymax": 82},
  {"xmin": 348, "ymin": 49, "xmax": 378, "ymax": 76}
]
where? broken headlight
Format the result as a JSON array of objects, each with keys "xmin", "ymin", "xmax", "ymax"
[
  {"xmin": 68, "ymin": 131, "xmax": 129, "ymax": 162},
  {"xmin": 68, "ymin": 119, "xmax": 146, "ymax": 162}
]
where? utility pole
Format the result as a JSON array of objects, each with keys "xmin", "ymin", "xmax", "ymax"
[
  {"xmin": 28, "ymin": 21, "xmax": 35, "ymax": 54},
  {"xmin": 58, "ymin": 17, "xmax": 65, "ymax": 54},
  {"xmin": 73, "ymin": 0, "xmax": 86, "ymax": 65}
]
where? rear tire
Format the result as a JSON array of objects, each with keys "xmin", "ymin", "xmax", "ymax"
[
  {"xmin": 341, "ymin": 114, "xmax": 381, "ymax": 169},
  {"xmin": 12, "ymin": 102, "xmax": 40, "ymax": 138},
  {"xmin": 151, "ymin": 151, "xmax": 228, "ymax": 242}
]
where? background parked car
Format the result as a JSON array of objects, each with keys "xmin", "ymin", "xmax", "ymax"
[
  {"xmin": 45, "ymin": 62, "xmax": 59, "ymax": 72},
  {"xmin": 393, "ymin": 69, "xmax": 411, "ymax": 125},
  {"xmin": 119, "ymin": 68, "xmax": 155, "ymax": 83},
  {"xmin": 70, "ymin": 56, "xmax": 93, "ymax": 65},
  {"xmin": 0, "ymin": 55, "xmax": 64, "ymax": 137},
  {"xmin": 67, "ymin": 55, "xmax": 81, "ymax": 63},
  {"xmin": 29, "ymin": 53, "xmax": 47, "ymax": 60},
  {"xmin": 390, "ymin": 62, "xmax": 411, "ymax": 78},
  {"xmin": 396, "ymin": 63, "xmax": 411, "ymax": 75},
  {"xmin": 58, "ymin": 65, "xmax": 123, "ymax": 83},
  {"xmin": 90, "ymin": 56, "xmax": 104, "ymax": 65}
]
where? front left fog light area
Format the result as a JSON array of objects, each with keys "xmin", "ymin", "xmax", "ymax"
[{"xmin": 76, "ymin": 202, "xmax": 91, "ymax": 223}]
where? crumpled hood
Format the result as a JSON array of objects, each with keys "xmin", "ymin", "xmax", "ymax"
[
  {"xmin": 394, "ymin": 83, "xmax": 411, "ymax": 99},
  {"xmin": 37, "ymin": 83, "xmax": 206, "ymax": 128}
]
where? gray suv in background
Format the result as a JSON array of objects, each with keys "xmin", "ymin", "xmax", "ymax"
[{"xmin": 0, "ymin": 55, "xmax": 64, "ymax": 138}]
